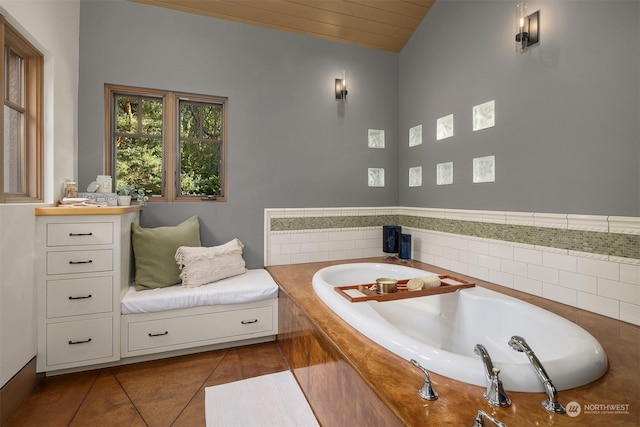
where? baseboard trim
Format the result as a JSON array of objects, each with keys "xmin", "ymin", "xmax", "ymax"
[{"xmin": 0, "ymin": 357, "xmax": 43, "ymax": 424}]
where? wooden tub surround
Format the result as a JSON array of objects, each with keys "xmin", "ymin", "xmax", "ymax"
[{"xmin": 268, "ymin": 257, "xmax": 640, "ymax": 427}]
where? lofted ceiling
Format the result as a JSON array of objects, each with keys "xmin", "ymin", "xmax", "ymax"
[{"xmin": 130, "ymin": 0, "xmax": 435, "ymax": 52}]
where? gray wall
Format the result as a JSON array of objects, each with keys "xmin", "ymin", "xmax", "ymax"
[
  {"xmin": 399, "ymin": 0, "xmax": 639, "ymax": 216},
  {"xmin": 78, "ymin": 1, "xmax": 399, "ymax": 267},
  {"xmin": 79, "ymin": 1, "xmax": 639, "ymax": 267}
]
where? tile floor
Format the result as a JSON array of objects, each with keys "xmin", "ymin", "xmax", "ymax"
[{"xmin": 4, "ymin": 342, "xmax": 289, "ymax": 427}]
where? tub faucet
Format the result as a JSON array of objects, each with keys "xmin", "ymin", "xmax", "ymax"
[
  {"xmin": 410, "ymin": 359, "xmax": 438, "ymax": 400},
  {"xmin": 471, "ymin": 410, "xmax": 509, "ymax": 427},
  {"xmin": 508, "ymin": 335, "xmax": 566, "ymax": 414},
  {"xmin": 473, "ymin": 344, "xmax": 511, "ymax": 407}
]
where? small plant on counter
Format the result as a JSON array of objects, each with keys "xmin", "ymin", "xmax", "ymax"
[{"xmin": 116, "ymin": 185, "xmax": 150, "ymax": 207}]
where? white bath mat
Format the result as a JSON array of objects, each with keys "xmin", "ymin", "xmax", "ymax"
[{"xmin": 205, "ymin": 370, "xmax": 319, "ymax": 427}]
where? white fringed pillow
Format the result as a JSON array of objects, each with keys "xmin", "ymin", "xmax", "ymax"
[{"xmin": 175, "ymin": 238, "xmax": 247, "ymax": 287}]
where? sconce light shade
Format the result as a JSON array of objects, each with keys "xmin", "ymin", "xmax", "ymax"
[
  {"xmin": 335, "ymin": 78, "xmax": 348, "ymax": 101},
  {"xmin": 516, "ymin": 2, "xmax": 539, "ymax": 52}
]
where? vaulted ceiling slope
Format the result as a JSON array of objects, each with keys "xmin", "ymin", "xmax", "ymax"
[{"xmin": 130, "ymin": 0, "xmax": 435, "ymax": 52}]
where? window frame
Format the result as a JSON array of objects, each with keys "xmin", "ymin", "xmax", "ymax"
[
  {"xmin": 0, "ymin": 15, "xmax": 44, "ymax": 203},
  {"xmin": 105, "ymin": 84, "xmax": 228, "ymax": 203}
]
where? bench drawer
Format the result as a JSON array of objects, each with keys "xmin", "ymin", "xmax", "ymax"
[
  {"xmin": 46, "ymin": 250, "xmax": 113, "ymax": 275},
  {"xmin": 127, "ymin": 306, "xmax": 274, "ymax": 352},
  {"xmin": 47, "ymin": 222, "xmax": 113, "ymax": 247},
  {"xmin": 46, "ymin": 317, "xmax": 113, "ymax": 366}
]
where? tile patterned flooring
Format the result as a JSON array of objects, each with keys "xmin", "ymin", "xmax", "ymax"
[{"xmin": 4, "ymin": 342, "xmax": 289, "ymax": 427}]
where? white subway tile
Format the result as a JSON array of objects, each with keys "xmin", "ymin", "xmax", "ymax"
[
  {"xmin": 543, "ymin": 252, "xmax": 577, "ymax": 272},
  {"xmin": 468, "ymin": 265, "xmax": 489, "ymax": 281},
  {"xmin": 577, "ymin": 257, "xmax": 619, "ymax": 280},
  {"xmin": 598, "ymin": 278, "xmax": 640, "ymax": 305},
  {"xmin": 459, "ymin": 250, "xmax": 479, "ymax": 265},
  {"xmin": 449, "ymin": 260, "xmax": 469, "ymax": 275},
  {"xmin": 528, "ymin": 264, "xmax": 559, "ymax": 285},
  {"xmin": 620, "ymin": 263, "xmax": 640, "ymax": 285},
  {"xmin": 501, "ymin": 259, "xmax": 527, "ymax": 277},
  {"xmin": 478, "ymin": 254, "xmax": 501, "ymax": 271},
  {"xmin": 433, "ymin": 256, "xmax": 452, "ymax": 270},
  {"xmin": 489, "ymin": 270, "xmax": 514, "ymax": 288},
  {"xmin": 468, "ymin": 240, "xmax": 489, "ymax": 255},
  {"xmin": 355, "ymin": 238, "xmax": 378, "ymax": 249},
  {"xmin": 577, "ymin": 292, "xmax": 619, "ymax": 319},
  {"xmin": 290, "ymin": 232, "xmax": 327, "ymax": 243},
  {"xmin": 270, "ymin": 254, "xmax": 292, "ymax": 265},
  {"xmin": 270, "ymin": 233, "xmax": 292, "ymax": 245},
  {"xmin": 559, "ymin": 271, "xmax": 597, "ymax": 293},
  {"xmin": 489, "ymin": 243, "xmax": 513, "ymax": 259},
  {"xmin": 514, "ymin": 247, "xmax": 542, "ymax": 265},
  {"xmin": 543, "ymin": 283, "xmax": 577, "ymax": 306},
  {"xmin": 620, "ymin": 302, "xmax": 640, "ymax": 326},
  {"xmin": 300, "ymin": 242, "xmax": 323, "ymax": 253},
  {"xmin": 280, "ymin": 243, "xmax": 301, "ymax": 254},
  {"xmin": 450, "ymin": 237, "xmax": 469, "ymax": 250},
  {"xmin": 514, "ymin": 276, "xmax": 543, "ymax": 296},
  {"xmin": 270, "ymin": 244, "xmax": 282, "ymax": 255},
  {"xmin": 441, "ymin": 247, "xmax": 460, "ymax": 261}
]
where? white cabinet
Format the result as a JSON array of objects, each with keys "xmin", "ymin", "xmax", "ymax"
[{"xmin": 36, "ymin": 207, "xmax": 139, "ymax": 373}]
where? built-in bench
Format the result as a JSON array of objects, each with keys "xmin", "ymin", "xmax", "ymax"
[{"xmin": 120, "ymin": 269, "xmax": 279, "ymax": 358}]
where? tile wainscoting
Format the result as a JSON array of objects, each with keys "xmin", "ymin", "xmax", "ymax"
[{"xmin": 264, "ymin": 207, "xmax": 640, "ymax": 326}]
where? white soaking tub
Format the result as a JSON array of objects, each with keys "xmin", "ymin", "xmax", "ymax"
[{"xmin": 312, "ymin": 262, "xmax": 608, "ymax": 392}]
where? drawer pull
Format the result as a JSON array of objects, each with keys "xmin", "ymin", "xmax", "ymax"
[
  {"xmin": 68, "ymin": 294, "xmax": 92, "ymax": 300},
  {"xmin": 69, "ymin": 232, "xmax": 93, "ymax": 236},
  {"xmin": 68, "ymin": 260, "xmax": 93, "ymax": 265},
  {"xmin": 241, "ymin": 319, "xmax": 258, "ymax": 324},
  {"xmin": 148, "ymin": 331, "xmax": 169, "ymax": 337},
  {"xmin": 68, "ymin": 338, "xmax": 92, "ymax": 345}
]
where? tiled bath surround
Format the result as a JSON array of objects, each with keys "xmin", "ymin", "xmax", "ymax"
[{"xmin": 264, "ymin": 207, "xmax": 640, "ymax": 326}]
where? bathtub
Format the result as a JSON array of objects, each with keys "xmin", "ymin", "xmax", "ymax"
[{"xmin": 312, "ymin": 263, "xmax": 608, "ymax": 392}]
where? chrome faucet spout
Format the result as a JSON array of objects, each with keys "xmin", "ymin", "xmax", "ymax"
[
  {"xmin": 473, "ymin": 344, "xmax": 511, "ymax": 407},
  {"xmin": 508, "ymin": 335, "xmax": 566, "ymax": 414}
]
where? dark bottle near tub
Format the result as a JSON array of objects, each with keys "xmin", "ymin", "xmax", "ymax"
[
  {"xmin": 382, "ymin": 225, "xmax": 401, "ymax": 256},
  {"xmin": 399, "ymin": 234, "xmax": 412, "ymax": 261}
]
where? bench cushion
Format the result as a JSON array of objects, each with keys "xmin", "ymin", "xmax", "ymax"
[{"xmin": 122, "ymin": 269, "xmax": 279, "ymax": 315}]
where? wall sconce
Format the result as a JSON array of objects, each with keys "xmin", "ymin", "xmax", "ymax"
[
  {"xmin": 335, "ymin": 72, "xmax": 347, "ymax": 101},
  {"xmin": 515, "ymin": 2, "xmax": 539, "ymax": 52}
]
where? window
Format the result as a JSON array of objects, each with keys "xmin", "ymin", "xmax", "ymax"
[
  {"xmin": 0, "ymin": 16, "xmax": 44, "ymax": 202},
  {"xmin": 105, "ymin": 84, "xmax": 227, "ymax": 202}
]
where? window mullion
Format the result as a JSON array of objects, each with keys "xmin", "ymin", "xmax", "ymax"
[{"xmin": 163, "ymin": 93, "xmax": 176, "ymax": 201}]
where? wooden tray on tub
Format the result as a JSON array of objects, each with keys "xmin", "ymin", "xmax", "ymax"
[{"xmin": 334, "ymin": 275, "xmax": 475, "ymax": 303}]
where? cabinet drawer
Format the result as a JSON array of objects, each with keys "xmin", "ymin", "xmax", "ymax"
[
  {"xmin": 127, "ymin": 306, "xmax": 274, "ymax": 352},
  {"xmin": 46, "ymin": 317, "xmax": 113, "ymax": 366},
  {"xmin": 47, "ymin": 276, "xmax": 113, "ymax": 318},
  {"xmin": 47, "ymin": 250, "xmax": 113, "ymax": 275},
  {"xmin": 47, "ymin": 222, "xmax": 113, "ymax": 247}
]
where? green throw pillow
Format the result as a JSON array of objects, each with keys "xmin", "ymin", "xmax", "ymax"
[{"xmin": 132, "ymin": 215, "xmax": 201, "ymax": 291}]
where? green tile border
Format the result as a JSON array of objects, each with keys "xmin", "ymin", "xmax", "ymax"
[{"xmin": 270, "ymin": 214, "xmax": 639, "ymax": 261}]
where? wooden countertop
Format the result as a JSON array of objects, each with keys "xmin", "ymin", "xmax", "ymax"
[
  {"xmin": 267, "ymin": 257, "xmax": 640, "ymax": 427},
  {"xmin": 35, "ymin": 205, "xmax": 143, "ymax": 216}
]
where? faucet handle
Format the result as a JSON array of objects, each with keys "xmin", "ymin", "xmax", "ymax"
[
  {"xmin": 484, "ymin": 367, "xmax": 512, "ymax": 407},
  {"xmin": 410, "ymin": 359, "xmax": 439, "ymax": 401}
]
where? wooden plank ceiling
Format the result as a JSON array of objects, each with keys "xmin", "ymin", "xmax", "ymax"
[{"xmin": 130, "ymin": 0, "xmax": 435, "ymax": 52}]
